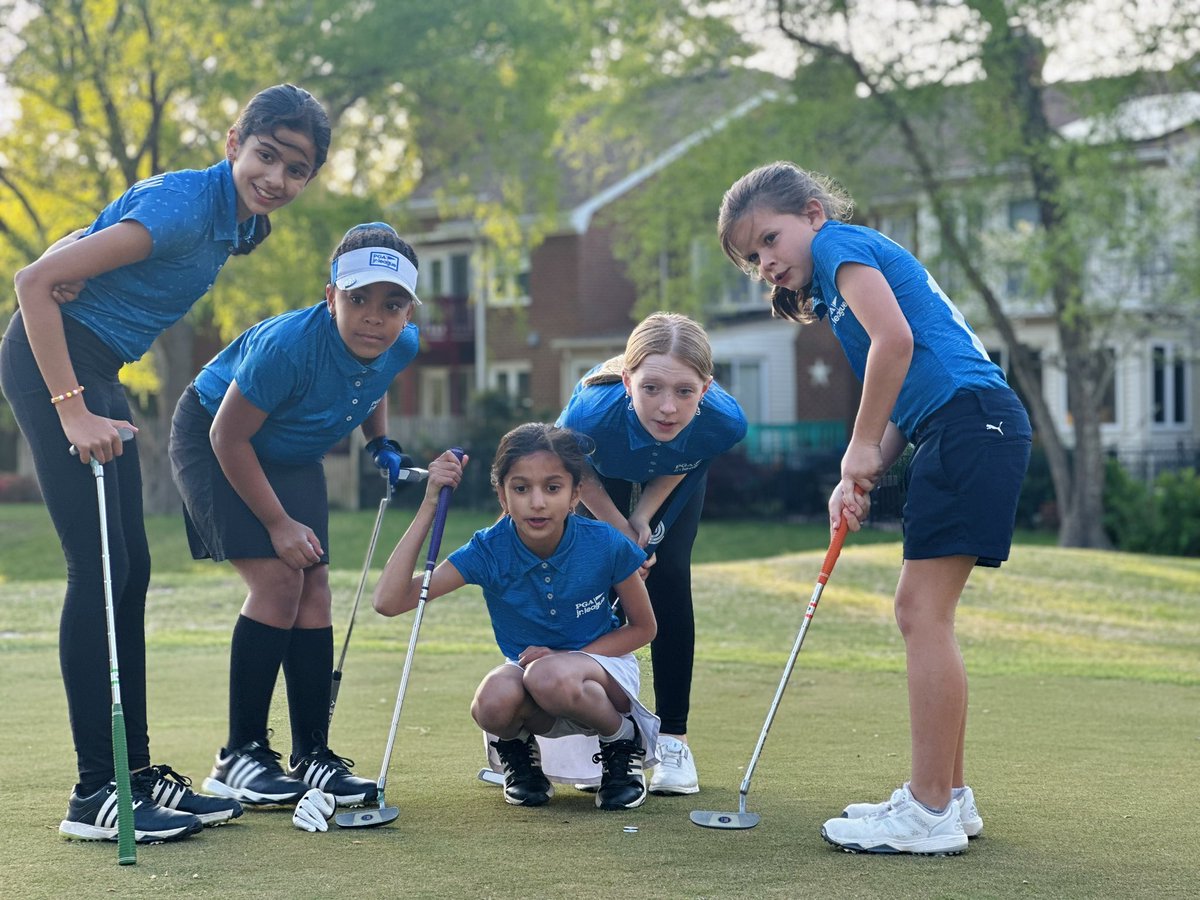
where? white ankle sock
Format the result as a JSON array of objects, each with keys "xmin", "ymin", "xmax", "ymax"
[{"xmin": 600, "ymin": 717, "xmax": 634, "ymax": 743}]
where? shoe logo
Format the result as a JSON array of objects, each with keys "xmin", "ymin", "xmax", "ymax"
[{"xmin": 985, "ymin": 421, "xmax": 1004, "ymax": 436}]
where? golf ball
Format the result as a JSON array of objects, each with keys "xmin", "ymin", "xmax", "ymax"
[{"xmin": 623, "ymin": 825, "xmax": 639, "ymax": 833}]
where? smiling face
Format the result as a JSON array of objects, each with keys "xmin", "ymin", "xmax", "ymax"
[
  {"xmin": 622, "ymin": 353, "xmax": 711, "ymax": 443},
  {"xmin": 729, "ymin": 200, "xmax": 826, "ymax": 296},
  {"xmin": 324, "ymin": 281, "xmax": 415, "ymax": 363},
  {"xmin": 226, "ymin": 127, "xmax": 317, "ymax": 221},
  {"xmin": 496, "ymin": 450, "xmax": 581, "ymax": 557}
]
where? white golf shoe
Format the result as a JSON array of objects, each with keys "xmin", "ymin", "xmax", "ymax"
[
  {"xmin": 842, "ymin": 782, "xmax": 983, "ymax": 837},
  {"xmin": 822, "ymin": 784, "xmax": 968, "ymax": 855},
  {"xmin": 648, "ymin": 736, "xmax": 700, "ymax": 795}
]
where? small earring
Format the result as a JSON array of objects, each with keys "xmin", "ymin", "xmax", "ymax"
[
  {"xmin": 695, "ymin": 404, "xmax": 702, "ymax": 417},
  {"xmin": 626, "ymin": 395, "xmax": 634, "ymax": 411}
]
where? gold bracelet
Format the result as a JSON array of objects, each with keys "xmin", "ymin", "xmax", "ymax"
[{"xmin": 49, "ymin": 385, "xmax": 85, "ymax": 405}]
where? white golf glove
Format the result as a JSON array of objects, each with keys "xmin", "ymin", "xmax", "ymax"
[{"xmin": 293, "ymin": 788, "xmax": 336, "ymax": 833}]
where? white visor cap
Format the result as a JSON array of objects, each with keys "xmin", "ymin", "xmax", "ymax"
[{"xmin": 330, "ymin": 246, "xmax": 421, "ymax": 305}]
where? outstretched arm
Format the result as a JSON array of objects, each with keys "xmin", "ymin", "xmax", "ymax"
[
  {"xmin": 13, "ymin": 222, "xmax": 152, "ymax": 464},
  {"xmin": 210, "ymin": 382, "xmax": 323, "ymax": 570},
  {"xmin": 833, "ymin": 262, "xmax": 913, "ymax": 530},
  {"xmin": 373, "ymin": 449, "xmax": 467, "ymax": 615}
]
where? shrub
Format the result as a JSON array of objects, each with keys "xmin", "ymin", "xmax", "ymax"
[{"xmin": 1104, "ymin": 460, "xmax": 1200, "ymax": 556}]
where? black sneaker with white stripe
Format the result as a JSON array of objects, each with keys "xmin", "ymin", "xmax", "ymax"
[
  {"xmin": 202, "ymin": 739, "xmax": 307, "ymax": 807},
  {"xmin": 288, "ymin": 745, "xmax": 377, "ymax": 807},
  {"xmin": 138, "ymin": 764, "xmax": 243, "ymax": 825},
  {"xmin": 59, "ymin": 779, "xmax": 202, "ymax": 843},
  {"xmin": 594, "ymin": 717, "xmax": 648, "ymax": 810},
  {"xmin": 490, "ymin": 734, "xmax": 553, "ymax": 807}
]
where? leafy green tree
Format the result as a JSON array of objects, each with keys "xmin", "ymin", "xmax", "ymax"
[
  {"xmin": 609, "ymin": 0, "xmax": 1199, "ymax": 548},
  {"xmin": 1, "ymin": 0, "xmax": 742, "ymax": 510}
]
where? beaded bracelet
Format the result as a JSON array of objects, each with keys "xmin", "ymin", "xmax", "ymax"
[{"xmin": 49, "ymin": 385, "xmax": 85, "ymax": 405}]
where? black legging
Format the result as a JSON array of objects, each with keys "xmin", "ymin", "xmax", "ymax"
[
  {"xmin": 0, "ymin": 311, "xmax": 151, "ymax": 790},
  {"xmin": 598, "ymin": 473, "xmax": 706, "ymax": 736}
]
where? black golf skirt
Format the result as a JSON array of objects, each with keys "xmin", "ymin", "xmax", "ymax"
[{"xmin": 169, "ymin": 385, "xmax": 330, "ymax": 564}]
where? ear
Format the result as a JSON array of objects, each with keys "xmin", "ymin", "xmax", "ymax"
[
  {"xmin": 495, "ymin": 486, "xmax": 509, "ymax": 516},
  {"xmin": 225, "ymin": 127, "xmax": 240, "ymax": 163},
  {"xmin": 621, "ymin": 369, "xmax": 632, "ymax": 395},
  {"xmin": 805, "ymin": 197, "xmax": 827, "ymax": 226},
  {"xmin": 570, "ymin": 481, "xmax": 582, "ymax": 509},
  {"xmin": 325, "ymin": 284, "xmax": 336, "ymax": 317},
  {"xmin": 700, "ymin": 375, "xmax": 713, "ymax": 398}
]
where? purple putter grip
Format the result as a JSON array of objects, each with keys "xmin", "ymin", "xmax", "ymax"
[{"xmin": 425, "ymin": 448, "xmax": 464, "ymax": 563}]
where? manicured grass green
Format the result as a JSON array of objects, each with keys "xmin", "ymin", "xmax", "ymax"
[{"xmin": 1, "ymin": 505, "xmax": 1196, "ymax": 898}]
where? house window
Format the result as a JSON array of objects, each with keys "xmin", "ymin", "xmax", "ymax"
[
  {"xmin": 1005, "ymin": 198, "xmax": 1040, "ymax": 299},
  {"xmin": 421, "ymin": 248, "xmax": 471, "ymax": 299},
  {"xmin": 1066, "ymin": 348, "xmax": 1117, "ymax": 426},
  {"xmin": 490, "ymin": 362, "xmax": 532, "ymax": 412},
  {"xmin": 712, "ymin": 359, "xmax": 764, "ymax": 422},
  {"xmin": 1152, "ymin": 344, "xmax": 1188, "ymax": 427},
  {"xmin": 488, "ymin": 252, "xmax": 531, "ymax": 307},
  {"xmin": 420, "ymin": 368, "xmax": 450, "ymax": 417}
]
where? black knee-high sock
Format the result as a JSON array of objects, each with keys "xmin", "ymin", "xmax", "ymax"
[
  {"xmin": 282, "ymin": 625, "xmax": 334, "ymax": 759},
  {"xmin": 228, "ymin": 615, "xmax": 291, "ymax": 751}
]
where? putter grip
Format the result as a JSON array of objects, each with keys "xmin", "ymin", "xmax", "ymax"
[
  {"xmin": 425, "ymin": 448, "xmax": 464, "ymax": 563},
  {"xmin": 112, "ymin": 704, "xmax": 137, "ymax": 865},
  {"xmin": 69, "ymin": 426, "xmax": 136, "ymax": 457}
]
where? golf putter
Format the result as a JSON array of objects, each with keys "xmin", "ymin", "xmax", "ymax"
[
  {"xmin": 70, "ymin": 427, "xmax": 138, "ymax": 863},
  {"xmin": 336, "ymin": 448, "xmax": 462, "ymax": 829},
  {"xmin": 329, "ymin": 464, "xmax": 429, "ymax": 729},
  {"xmin": 691, "ymin": 515, "xmax": 851, "ymax": 830}
]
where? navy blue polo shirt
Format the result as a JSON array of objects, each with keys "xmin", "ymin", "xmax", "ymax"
[
  {"xmin": 192, "ymin": 302, "xmax": 420, "ymax": 465},
  {"xmin": 447, "ymin": 515, "xmax": 645, "ymax": 662},
  {"xmin": 62, "ymin": 160, "xmax": 254, "ymax": 363},
  {"xmin": 557, "ymin": 374, "xmax": 747, "ymax": 483},
  {"xmin": 809, "ymin": 221, "xmax": 1008, "ymax": 438}
]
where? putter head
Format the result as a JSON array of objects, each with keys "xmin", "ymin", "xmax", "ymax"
[
  {"xmin": 689, "ymin": 809, "xmax": 761, "ymax": 830},
  {"xmin": 334, "ymin": 805, "xmax": 399, "ymax": 829},
  {"xmin": 477, "ymin": 768, "xmax": 504, "ymax": 786}
]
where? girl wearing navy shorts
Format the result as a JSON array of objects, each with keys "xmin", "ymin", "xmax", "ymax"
[
  {"xmin": 719, "ymin": 161, "xmax": 1031, "ymax": 856},
  {"xmin": 373, "ymin": 424, "xmax": 660, "ymax": 811},
  {"xmin": 0, "ymin": 84, "xmax": 330, "ymax": 845},
  {"xmin": 556, "ymin": 313, "xmax": 747, "ymax": 795},
  {"xmin": 169, "ymin": 223, "xmax": 420, "ymax": 812}
]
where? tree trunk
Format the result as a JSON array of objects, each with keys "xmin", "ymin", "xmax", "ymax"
[{"xmin": 140, "ymin": 318, "xmax": 196, "ymax": 516}]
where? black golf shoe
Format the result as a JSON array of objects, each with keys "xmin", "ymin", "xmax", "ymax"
[
  {"xmin": 59, "ymin": 779, "xmax": 203, "ymax": 843},
  {"xmin": 288, "ymin": 745, "xmax": 378, "ymax": 807},
  {"xmin": 490, "ymin": 734, "xmax": 553, "ymax": 806},
  {"xmin": 594, "ymin": 717, "xmax": 648, "ymax": 810},
  {"xmin": 202, "ymin": 738, "xmax": 307, "ymax": 807},
  {"xmin": 137, "ymin": 763, "xmax": 243, "ymax": 825}
]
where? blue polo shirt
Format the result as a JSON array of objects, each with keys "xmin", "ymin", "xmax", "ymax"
[
  {"xmin": 192, "ymin": 302, "xmax": 420, "ymax": 465},
  {"xmin": 556, "ymin": 374, "xmax": 747, "ymax": 483},
  {"xmin": 809, "ymin": 221, "xmax": 1008, "ymax": 439},
  {"xmin": 61, "ymin": 160, "xmax": 254, "ymax": 363},
  {"xmin": 447, "ymin": 515, "xmax": 645, "ymax": 662}
]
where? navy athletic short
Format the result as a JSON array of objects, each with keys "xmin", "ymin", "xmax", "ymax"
[
  {"xmin": 169, "ymin": 385, "xmax": 330, "ymax": 564},
  {"xmin": 902, "ymin": 387, "xmax": 1031, "ymax": 567}
]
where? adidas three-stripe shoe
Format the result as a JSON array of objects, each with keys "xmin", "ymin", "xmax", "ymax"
[
  {"xmin": 138, "ymin": 764, "xmax": 243, "ymax": 825},
  {"xmin": 202, "ymin": 739, "xmax": 307, "ymax": 807},
  {"xmin": 288, "ymin": 745, "xmax": 377, "ymax": 807},
  {"xmin": 59, "ymin": 780, "xmax": 202, "ymax": 843}
]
